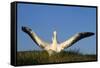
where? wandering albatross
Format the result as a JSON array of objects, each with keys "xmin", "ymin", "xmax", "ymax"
[{"xmin": 22, "ymin": 26, "xmax": 94, "ymax": 55}]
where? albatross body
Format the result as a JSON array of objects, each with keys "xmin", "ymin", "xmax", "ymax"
[{"xmin": 22, "ymin": 26, "xmax": 94, "ymax": 55}]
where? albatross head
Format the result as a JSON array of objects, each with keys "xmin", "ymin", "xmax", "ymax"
[
  {"xmin": 52, "ymin": 31, "xmax": 57, "ymax": 44},
  {"xmin": 53, "ymin": 31, "xmax": 57, "ymax": 39},
  {"xmin": 54, "ymin": 31, "xmax": 57, "ymax": 35}
]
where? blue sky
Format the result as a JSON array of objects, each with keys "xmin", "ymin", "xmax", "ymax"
[{"xmin": 17, "ymin": 3, "xmax": 96, "ymax": 54}]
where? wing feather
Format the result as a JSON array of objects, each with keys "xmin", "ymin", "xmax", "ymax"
[
  {"xmin": 22, "ymin": 26, "xmax": 49, "ymax": 48},
  {"xmin": 60, "ymin": 32, "xmax": 94, "ymax": 49}
]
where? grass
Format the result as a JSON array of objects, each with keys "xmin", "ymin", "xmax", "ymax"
[{"xmin": 17, "ymin": 50, "xmax": 97, "ymax": 66}]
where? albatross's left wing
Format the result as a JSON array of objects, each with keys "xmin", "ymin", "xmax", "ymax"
[
  {"xmin": 22, "ymin": 26, "xmax": 49, "ymax": 48},
  {"xmin": 60, "ymin": 32, "xmax": 94, "ymax": 49}
]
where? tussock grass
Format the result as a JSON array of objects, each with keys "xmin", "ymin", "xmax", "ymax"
[{"xmin": 17, "ymin": 50, "xmax": 96, "ymax": 65}]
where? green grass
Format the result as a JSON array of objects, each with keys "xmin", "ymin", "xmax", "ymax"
[{"xmin": 17, "ymin": 50, "xmax": 97, "ymax": 65}]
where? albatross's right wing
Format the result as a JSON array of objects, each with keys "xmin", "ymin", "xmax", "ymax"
[
  {"xmin": 22, "ymin": 26, "xmax": 49, "ymax": 48},
  {"xmin": 60, "ymin": 32, "xmax": 94, "ymax": 49}
]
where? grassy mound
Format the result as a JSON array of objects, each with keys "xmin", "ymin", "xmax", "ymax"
[{"xmin": 17, "ymin": 50, "xmax": 97, "ymax": 66}]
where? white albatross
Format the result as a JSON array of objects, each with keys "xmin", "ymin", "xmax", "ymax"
[{"xmin": 22, "ymin": 26, "xmax": 94, "ymax": 56}]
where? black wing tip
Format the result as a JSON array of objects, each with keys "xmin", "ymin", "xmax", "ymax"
[
  {"xmin": 79, "ymin": 32, "xmax": 95, "ymax": 38},
  {"xmin": 22, "ymin": 26, "xmax": 32, "ymax": 33},
  {"xmin": 84, "ymin": 32, "xmax": 95, "ymax": 36}
]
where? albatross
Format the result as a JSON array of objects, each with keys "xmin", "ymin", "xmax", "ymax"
[{"xmin": 22, "ymin": 26, "xmax": 94, "ymax": 56}]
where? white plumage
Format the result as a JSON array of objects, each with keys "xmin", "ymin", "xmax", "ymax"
[{"xmin": 22, "ymin": 26, "xmax": 94, "ymax": 56}]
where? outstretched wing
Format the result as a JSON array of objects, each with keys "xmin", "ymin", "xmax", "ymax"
[
  {"xmin": 60, "ymin": 32, "xmax": 94, "ymax": 49},
  {"xmin": 22, "ymin": 26, "xmax": 49, "ymax": 48}
]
